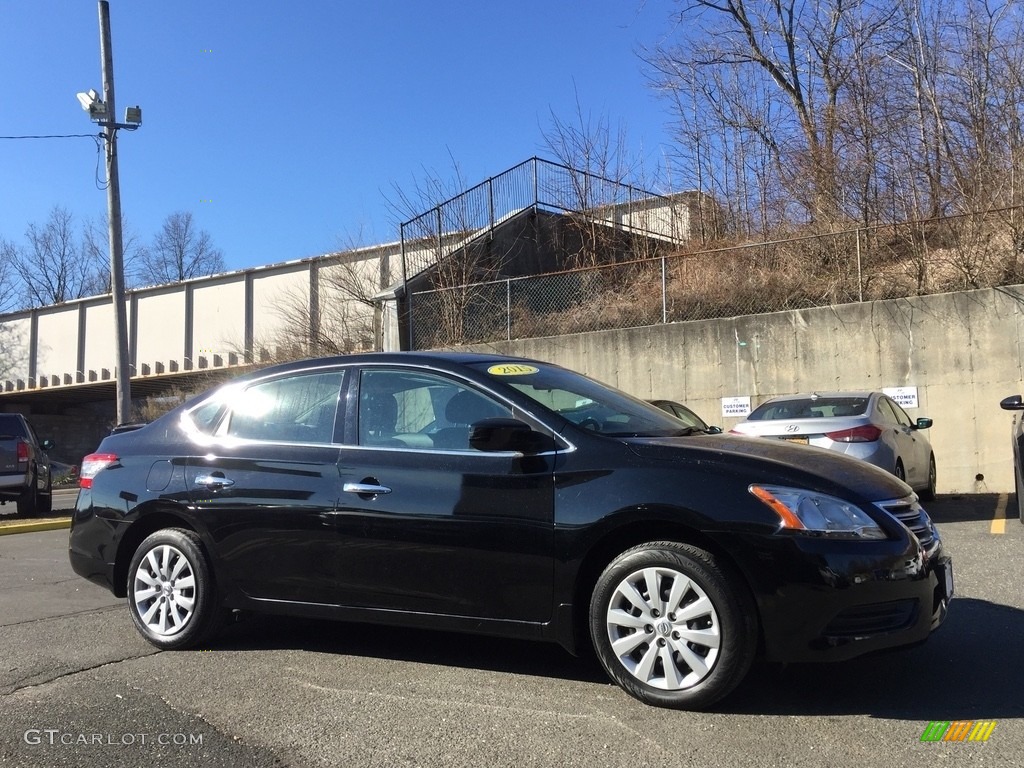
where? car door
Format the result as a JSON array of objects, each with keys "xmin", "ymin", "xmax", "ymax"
[
  {"xmin": 878, "ymin": 396, "xmax": 924, "ymax": 485},
  {"xmin": 888, "ymin": 397, "xmax": 930, "ymax": 487},
  {"xmin": 328, "ymin": 366, "xmax": 556, "ymax": 622},
  {"xmin": 185, "ymin": 367, "xmax": 348, "ymax": 605}
]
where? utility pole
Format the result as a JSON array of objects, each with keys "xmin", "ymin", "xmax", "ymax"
[{"xmin": 97, "ymin": 0, "xmax": 132, "ymax": 425}]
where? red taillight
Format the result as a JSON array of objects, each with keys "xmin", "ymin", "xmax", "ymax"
[
  {"xmin": 16, "ymin": 439, "xmax": 29, "ymax": 465},
  {"xmin": 825, "ymin": 425, "xmax": 882, "ymax": 443},
  {"xmin": 79, "ymin": 453, "xmax": 119, "ymax": 489}
]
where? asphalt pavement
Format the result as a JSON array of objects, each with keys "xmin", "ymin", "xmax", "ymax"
[{"xmin": 0, "ymin": 494, "xmax": 1020, "ymax": 768}]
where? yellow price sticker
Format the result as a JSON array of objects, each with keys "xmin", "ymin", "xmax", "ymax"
[{"xmin": 487, "ymin": 364, "xmax": 539, "ymax": 376}]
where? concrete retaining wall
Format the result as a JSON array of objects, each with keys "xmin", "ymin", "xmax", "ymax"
[{"xmin": 466, "ymin": 284, "xmax": 1024, "ymax": 494}]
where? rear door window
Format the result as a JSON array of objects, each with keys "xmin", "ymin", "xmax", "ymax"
[{"xmin": 221, "ymin": 370, "xmax": 345, "ymax": 444}]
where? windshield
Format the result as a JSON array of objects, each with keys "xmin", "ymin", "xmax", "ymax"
[
  {"xmin": 471, "ymin": 362, "xmax": 693, "ymax": 437},
  {"xmin": 748, "ymin": 396, "xmax": 869, "ymax": 420}
]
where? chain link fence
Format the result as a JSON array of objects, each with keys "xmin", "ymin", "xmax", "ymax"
[{"xmin": 408, "ymin": 208, "xmax": 1024, "ymax": 349}]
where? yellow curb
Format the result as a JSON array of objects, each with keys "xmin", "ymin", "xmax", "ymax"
[{"xmin": 0, "ymin": 518, "xmax": 72, "ymax": 536}]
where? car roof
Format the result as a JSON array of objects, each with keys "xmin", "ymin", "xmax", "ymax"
[{"xmin": 205, "ymin": 351, "xmax": 550, "ymax": 387}]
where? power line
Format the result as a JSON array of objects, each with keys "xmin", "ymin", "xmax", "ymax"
[{"xmin": 0, "ymin": 133, "xmax": 101, "ymax": 140}]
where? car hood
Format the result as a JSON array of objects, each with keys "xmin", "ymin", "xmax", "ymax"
[{"xmin": 623, "ymin": 433, "xmax": 911, "ymax": 503}]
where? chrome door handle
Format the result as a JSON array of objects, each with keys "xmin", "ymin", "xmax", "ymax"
[
  {"xmin": 195, "ymin": 474, "xmax": 235, "ymax": 489},
  {"xmin": 343, "ymin": 482, "xmax": 392, "ymax": 495}
]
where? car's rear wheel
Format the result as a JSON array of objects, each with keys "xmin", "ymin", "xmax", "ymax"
[
  {"xmin": 1016, "ymin": 471, "xmax": 1024, "ymax": 524},
  {"xmin": 894, "ymin": 460, "xmax": 906, "ymax": 483},
  {"xmin": 919, "ymin": 454, "xmax": 937, "ymax": 501},
  {"xmin": 589, "ymin": 542, "xmax": 757, "ymax": 710},
  {"xmin": 127, "ymin": 528, "xmax": 224, "ymax": 650}
]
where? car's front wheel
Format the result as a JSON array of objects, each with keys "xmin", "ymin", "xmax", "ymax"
[
  {"xmin": 127, "ymin": 528, "xmax": 224, "ymax": 650},
  {"xmin": 38, "ymin": 473, "xmax": 52, "ymax": 515},
  {"xmin": 589, "ymin": 541, "xmax": 758, "ymax": 710}
]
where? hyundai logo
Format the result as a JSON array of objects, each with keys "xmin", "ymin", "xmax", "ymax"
[{"xmin": 785, "ymin": 425, "xmax": 800, "ymax": 433}]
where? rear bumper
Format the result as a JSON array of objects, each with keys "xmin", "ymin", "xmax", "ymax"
[
  {"xmin": 0, "ymin": 472, "xmax": 29, "ymax": 501},
  {"xmin": 68, "ymin": 546, "xmax": 117, "ymax": 593},
  {"xmin": 68, "ymin": 498, "xmax": 122, "ymax": 594}
]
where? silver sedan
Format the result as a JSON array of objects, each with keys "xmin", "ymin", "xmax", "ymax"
[{"xmin": 730, "ymin": 391, "xmax": 937, "ymax": 499}]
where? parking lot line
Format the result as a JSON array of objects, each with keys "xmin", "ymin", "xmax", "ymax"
[{"xmin": 990, "ymin": 494, "xmax": 1007, "ymax": 535}]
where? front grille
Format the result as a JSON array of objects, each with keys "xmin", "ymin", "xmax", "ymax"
[
  {"xmin": 876, "ymin": 496, "xmax": 936, "ymax": 550},
  {"xmin": 824, "ymin": 599, "xmax": 919, "ymax": 638}
]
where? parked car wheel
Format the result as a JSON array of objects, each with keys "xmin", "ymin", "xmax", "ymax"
[
  {"xmin": 589, "ymin": 542, "xmax": 757, "ymax": 709},
  {"xmin": 38, "ymin": 474, "xmax": 52, "ymax": 515},
  {"xmin": 919, "ymin": 455, "xmax": 937, "ymax": 502},
  {"xmin": 1017, "ymin": 472, "xmax": 1024, "ymax": 524},
  {"xmin": 15, "ymin": 472, "xmax": 37, "ymax": 517},
  {"xmin": 895, "ymin": 460, "xmax": 906, "ymax": 483},
  {"xmin": 127, "ymin": 529, "xmax": 224, "ymax": 650}
]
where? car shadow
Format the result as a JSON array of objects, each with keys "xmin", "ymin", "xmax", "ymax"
[
  {"xmin": 721, "ymin": 597, "xmax": 1024, "ymax": 719},
  {"xmin": 212, "ymin": 613, "xmax": 610, "ymax": 685},
  {"xmin": 924, "ymin": 493, "xmax": 1008, "ymax": 524},
  {"xmin": 208, "ymin": 596, "xmax": 1022, "ymax": 719}
]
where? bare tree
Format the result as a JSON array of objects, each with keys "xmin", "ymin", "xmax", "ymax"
[
  {"xmin": 541, "ymin": 100, "xmax": 653, "ymax": 267},
  {"xmin": 81, "ymin": 214, "xmax": 146, "ymax": 292},
  {"xmin": 140, "ymin": 211, "xmax": 224, "ymax": 285},
  {"xmin": 272, "ymin": 252, "xmax": 380, "ymax": 359},
  {"xmin": 1, "ymin": 207, "xmax": 106, "ymax": 306},
  {"xmin": 649, "ymin": 0, "xmax": 904, "ymax": 228},
  {"xmin": 386, "ymin": 160, "xmax": 515, "ymax": 347},
  {"xmin": 0, "ymin": 251, "xmax": 21, "ymax": 380},
  {"xmin": 0, "ymin": 246, "xmax": 18, "ymax": 315}
]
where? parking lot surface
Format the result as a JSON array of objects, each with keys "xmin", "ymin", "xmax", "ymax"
[{"xmin": 0, "ymin": 494, "xmax": 1020, "ymax": 767}]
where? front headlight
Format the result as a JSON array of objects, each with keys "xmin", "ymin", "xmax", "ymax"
[{"xmin": 750, "ymin": 485, "xmax": 887, "ymax": 539}]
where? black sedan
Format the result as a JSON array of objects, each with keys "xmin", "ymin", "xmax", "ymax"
[
  {"xmin": 999, "ymin": 394, "xmax": 1024, "ymax": 522},
  {"xmin": 69, "ymin": 353, "xmax": 952, "ymax": 710}
]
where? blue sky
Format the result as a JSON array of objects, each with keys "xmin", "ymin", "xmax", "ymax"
[{"xmin": 2, "ymin": 0, "xmax": 679, "ymax": 274}]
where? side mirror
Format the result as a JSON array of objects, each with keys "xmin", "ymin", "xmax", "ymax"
[
  {"xmin": 40, "ymin": 438, "xmax": 55, "ymax": 451},
  {"xmin": 469, "ymin": 418, "xmax": 556, "ymax": 453},
  {"xmin": 915, "ymin": 418, "xmax": 933, "ymax": 430},
  {"xmin": 1000, "ymin": 394, "xmax": 1024, "ymax": 411},
  {"xmin": 706, "ymin": 426, "xmax": 723, "ymax": 434}
]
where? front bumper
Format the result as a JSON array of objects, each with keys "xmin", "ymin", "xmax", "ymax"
[{"xmin": 734, "ymin": 527, "xmax": 951, "ymax": 664}]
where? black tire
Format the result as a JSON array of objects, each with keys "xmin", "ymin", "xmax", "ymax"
[
  {"xmin": 894, "ymin": 460, "xmax": 906, "ymax": 483},
  {"xmin": 919, "ymin": 455, "xmax": 937, "ymax": 502},
  {"xmin": 1016, "ymin": 471, "xmax": 1024, "ymax": 524},
  {"xmin": 589, "ymin": 541, "xmax": 758, "ymax": 710},
  {"xmin": 38, "ymin": 473, "xmax": 53, "ymax": 516},
  {"xmin": 15, "ymin": 472, "xmax": 37, "ymax": 518},
  {"xmin": 126, "ymin": 528, "xmax": 225, "ymax": 650}
]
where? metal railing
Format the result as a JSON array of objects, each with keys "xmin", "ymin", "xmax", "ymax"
[{"xmin": 398, "ymin": 157, "xmax": 687, "ymax": 283}]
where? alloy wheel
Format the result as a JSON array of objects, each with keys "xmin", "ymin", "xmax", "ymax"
[
  {"xmin": 132, "ymin": 544, "xmax": 197, "ymax": 637},
  {"xmin": 605, "ymin": 566, "xmax": 721, "ymax": 690}
]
